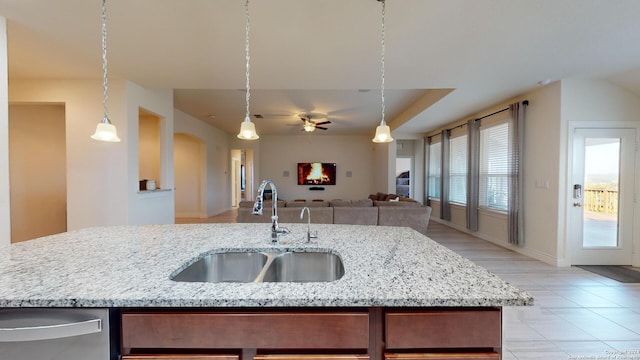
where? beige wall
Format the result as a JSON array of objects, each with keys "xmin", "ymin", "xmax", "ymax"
[
  {"xmin": 9, "ymin": 79, "xmax": 129, "ymax": 230},
  {"xmin": 174, "ymin": 133, "xmax": 203, "ymax": 217},
  {"xmin": 125, "ymin": 82, "xmax": 175, "ymax": 225},
  {"xmin": 258, "ymin": 135, "xmax": 377, "ymax": 201},
  {"xmin": 139, "ymin": 113, "xmax": 161, "ymax": 186},
  {"xmin": 174, "ymin": 109, "xmax": 230, "ymax": 217},
  {"xmin": 9, "ymin": 104, "xmax": 66, "ymax": 242}
]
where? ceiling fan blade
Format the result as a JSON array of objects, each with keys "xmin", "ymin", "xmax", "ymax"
[
  {"xmin": 315, "ymin": 121, "xmax": 331, "ymax": 126},
  {"xmin": 316, "ymin": 126, "xmax": 329, "ymax": 130}
]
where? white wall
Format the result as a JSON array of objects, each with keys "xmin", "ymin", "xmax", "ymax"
[
  {"xmin": 174, "ymin": 109, "xmax": 231, "ymax": 217},
  {"xmin": 560, "ymin": 79, "xmax": 640, "ymax": 266},
  {"xmin": 258, "ymin": 135, "xmax": 378, "ymax": 201},
  {"xmin": 0, "ymin": 17, "xmax": 9, "ymax": 247},
  {"xmin": 10, "ymin": 79, "xmax": 129, "ymax": 230},
  {"xmin": 125, "ymin": 82, "xmax": 175, "ymax": 225}
]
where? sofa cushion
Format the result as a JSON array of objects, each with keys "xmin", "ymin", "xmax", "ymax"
[
  {"xmin": 330, "ymin": 199, "xmax": 352, "ymax": 207},
  {"xmin": 374, "ymin": 200, "xmax": 423, "ymax": 207},
  {"xmin": 286, "ymin": 200, "xmax": 329, "ymax": 207},
  {"xmin": 277, "ymin": 207, "xmax": 334, "ymax": 224},
  {"xmin": 333, "ymin": 207, "xmax": 378, "ymax": 225},
  {"xmin": 351, "ymin": 199, "xmax": 373, "ymax": 207}
]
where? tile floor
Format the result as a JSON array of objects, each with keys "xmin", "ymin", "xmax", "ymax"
[
  {"xmin": 179, "ymin": 212, "xmax": 640, "ymax": 359},
  {"xmin": 426, "ymin": 221, "xmax": 640, "ymax": 360}
]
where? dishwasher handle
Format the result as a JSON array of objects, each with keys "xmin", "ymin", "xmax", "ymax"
[{"xmin": 0, "ymin": 310, "xmax": 103, "ymax": 342}]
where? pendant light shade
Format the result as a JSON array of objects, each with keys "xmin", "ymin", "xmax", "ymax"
[
  {"xmin": 372, "ymin": 0, "xmax": 393, "ymax": 144},
  {"xmin": 237, "ymin": 0, "xmax": 259, "ymax": 140},
  {"xmin": 372, "ymin": 123, "xmax": 392, "ymax": 143},
  {"xmin": 238, "ymin": 116, "xmax": 259, "ymax": 140},
  {"xmin": 91, "ymin": 0, "xmax": 121, "ymax": 143},
  {"xmin": 91, "ymin": 118, "xmax": 121, "ymax": 142}
]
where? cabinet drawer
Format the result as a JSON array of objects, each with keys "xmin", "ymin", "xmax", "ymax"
[
  {"xmin": 122, "ymin": 311, "xmax": 369, "ymax": 350},
  {"xmin": 255, "ymin": 356, "xmax": 369, "ymax": 360},
  {"xmin": 385, "ymin": 309, "xmax": 501, "ymax": 349},
  {"xmin": 385, "ymin": 353, "xmax": 499, "ymax": 360},
  {"xmin": 123, "ymin": 356, "xmax": 238, "ymax": 360}
]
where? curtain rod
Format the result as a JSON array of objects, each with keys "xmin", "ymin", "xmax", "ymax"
[{"xmin": 428, "ymin": 100, "xmax": 529, "ymax": 139}]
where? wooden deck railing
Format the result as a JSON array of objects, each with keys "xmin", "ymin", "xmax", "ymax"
[{"xmin": 584, "ymin": 188, "xmax": 618, "ymax": 214}]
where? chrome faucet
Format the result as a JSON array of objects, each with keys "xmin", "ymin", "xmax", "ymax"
[
  {"xmin": 252, "ymin": 179, "xmax": 290, "ymax": 243},
  {"xmin": 300, "ymin": 206, "xmax": 317, "ymax": 243}
]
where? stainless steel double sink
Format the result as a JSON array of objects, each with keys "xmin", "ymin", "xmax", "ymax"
[{"xmin": 171, "ymin": 251, "xmax": 344, "ymax": 283}]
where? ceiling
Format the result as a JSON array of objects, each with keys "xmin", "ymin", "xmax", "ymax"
[{"xmin": 3, "ymin": 0, "xmax": 640, "ymax": 137}]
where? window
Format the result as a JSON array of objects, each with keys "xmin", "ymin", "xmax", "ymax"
[
  {"xmin": 427, "ymin": 140, "xmax": 441, "ymax": 200},
  {"xmin": 449, "ymin": 134, "xmax": 467, "ymax": 204},
  {"xmin": 479, "ymin": 122, "xmax": 509, "ymax": 211}
]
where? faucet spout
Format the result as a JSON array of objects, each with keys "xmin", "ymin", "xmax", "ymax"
[
  {"xmin": 300, "ymin": 206, "xmax": 317, "ymax": 243},
  {"xmin": 253, "ymin": 179, "xmax": 289, "ymax": 243}
]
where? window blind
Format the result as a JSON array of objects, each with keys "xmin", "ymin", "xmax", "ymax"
[
  {"xmin": 449, "ymin": 134, "xmax": 467, "ymax": 204},
  {"xmin": 427, "ymin": 141, "xmax": 441, "ymax": 200},
  {"xmin": 479, "ymin": 122, "xmax": 509, "ymax": 211}
]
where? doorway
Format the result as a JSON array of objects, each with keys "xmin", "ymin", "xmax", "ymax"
[{"xmin": 570, "ymin": 128, "xmax": 636, "ymax": 265}]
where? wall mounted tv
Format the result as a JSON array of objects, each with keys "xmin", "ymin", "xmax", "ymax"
[{"xmin": 297, "ymin": 162, "xmax": 337, "ymax": 186}]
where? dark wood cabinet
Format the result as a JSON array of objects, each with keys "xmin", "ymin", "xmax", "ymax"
[{"xmin": 120, "ymin": 308, "xmax": 501, "ymax": 360}]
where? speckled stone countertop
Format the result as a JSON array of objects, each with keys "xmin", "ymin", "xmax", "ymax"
[{"xmin": 0, "ymin": 223, "xmax": 532, "ymax": 308}]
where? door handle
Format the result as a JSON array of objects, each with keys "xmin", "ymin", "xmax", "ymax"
[{"xmin": 573, "ymin": 202, "xmax": 582, "ymax": 207}]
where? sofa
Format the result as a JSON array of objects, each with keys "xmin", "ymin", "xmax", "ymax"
[{"xmin": 236, "ymin": 194, "xmax": 432, "ymax": 234}]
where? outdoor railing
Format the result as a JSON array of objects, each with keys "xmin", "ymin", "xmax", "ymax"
[{"xmin": 584, "ymin": 188, "xmax": 618, "ymax": 214}]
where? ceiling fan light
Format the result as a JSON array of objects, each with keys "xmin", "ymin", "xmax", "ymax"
[
  {"xmin": 303, "ymin": 123, "xmax": 316, "ymax": 132},
  {"xmin": 372, "ymin": 123, "xmax": 393, "ymax": 143},
  {"xmin": 237, "ymin": 118, "xmax": 259, "ymax": 140}
]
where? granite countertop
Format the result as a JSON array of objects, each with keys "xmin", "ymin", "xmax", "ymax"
[{"xmin": 0, "ymin": 223, "xmax": 533, "ymax": 308}]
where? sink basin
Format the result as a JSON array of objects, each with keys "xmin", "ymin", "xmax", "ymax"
[
  {"xmin": 171, "ymin": 252, "xmax": 268, "ymax": 283},
  {"xmin": 261, "ymin": 252, "xmax": 345, "ymax": 283},
  {"xmin": 171, "ymin": 251, "xmax": 344, "ymax": 283}
]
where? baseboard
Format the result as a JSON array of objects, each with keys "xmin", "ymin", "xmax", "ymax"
[{"xmin": 430, "ymin": 218, "xmax": 563, "ymax": 267}]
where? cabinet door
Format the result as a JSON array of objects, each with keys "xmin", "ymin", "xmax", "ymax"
[
  {"xmin": 385, "ymin": 310, "xmax": 501, "ymax": 349},
  {"xmin": 255, "ymin": 356, "xmax": 369, "ymax": 360},
  {"xmin": 385, "ymin": 353, "xmax": 499, "ymax": 360},
  {"xmin": 122, "ymin": 356, "xmax": 238, "ymax": 360}
]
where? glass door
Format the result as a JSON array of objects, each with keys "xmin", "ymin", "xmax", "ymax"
[{"xmin": 571, "ymin": 128, "xmax": 635, "ymax": 265}]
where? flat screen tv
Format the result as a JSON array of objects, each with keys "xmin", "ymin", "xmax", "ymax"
[{"xmin": 297, "ymin": 162, "xmax": 337, "ymax": 186}]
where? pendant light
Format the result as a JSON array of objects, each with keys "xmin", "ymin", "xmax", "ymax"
[
  {"xmin": 372, "ymin": 0, "xmax": 393, "ymax": 143},
  {"xmin": 237, "ymin": 0, "xmax": 259, "ymax": 140},
  {"xmin": 91, "ymin": 0, "xmax": 121, "ymax": 142}
]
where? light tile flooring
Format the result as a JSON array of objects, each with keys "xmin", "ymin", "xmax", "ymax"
[
  {"xmin": 426, "ymin": 221, "xmax": 640, "ymax": 360},
  {"xmin": 178, "ymin": 212, "xmax": 640, "ymax": 360}
]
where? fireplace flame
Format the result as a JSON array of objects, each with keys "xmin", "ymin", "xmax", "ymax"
[{"xmin": 306, "ymin": 163, "xmax": 329, "ymax": 183}]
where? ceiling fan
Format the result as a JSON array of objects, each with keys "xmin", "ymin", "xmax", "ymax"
[{"xmin": 300, "ymin": 115, "xmax": 332, "ymax": 132}]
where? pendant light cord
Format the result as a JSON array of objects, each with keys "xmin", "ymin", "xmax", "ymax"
[
  {"xmin": 379, "ymin": 0, "xmax": 386, "ymax": 126},
  {"xmin": 244, "ymin": 0, "xmax": 251, "ymax": 122},
  {"xmin": 102, "ymin": 0, "xmax": 109, "ymax": 123}
]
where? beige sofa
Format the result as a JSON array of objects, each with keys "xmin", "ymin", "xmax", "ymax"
[{"xmin": 236, "ymin": 198, "xmax": 432, "ymax": 234}]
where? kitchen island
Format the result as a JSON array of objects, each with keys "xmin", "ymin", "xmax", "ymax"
[{"xmin": 0, "ymin": 223, "xmax": 532, "ymax": 359}]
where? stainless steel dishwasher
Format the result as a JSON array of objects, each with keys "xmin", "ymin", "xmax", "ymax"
[{"xmin": 0, "ymin": 308, "xmax": 111, "ymax": 360}]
